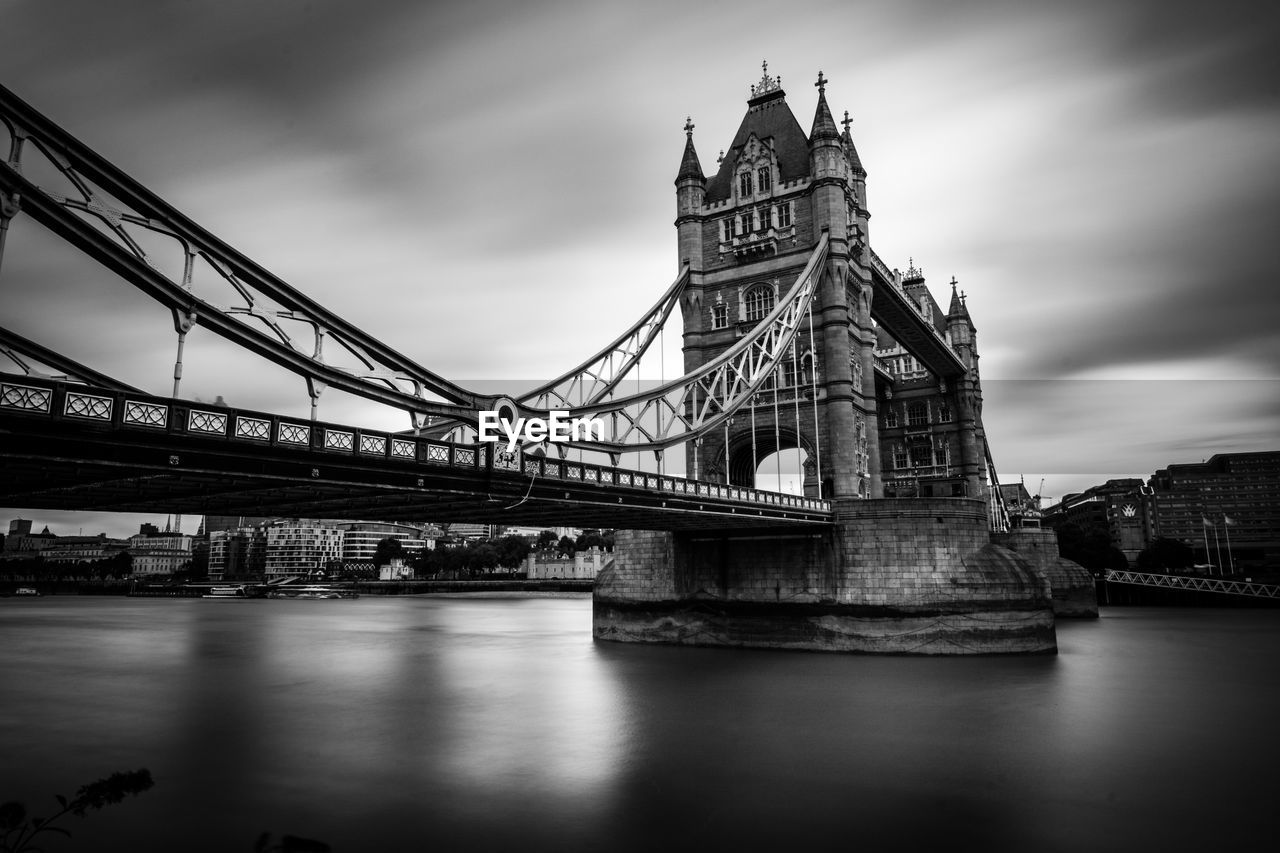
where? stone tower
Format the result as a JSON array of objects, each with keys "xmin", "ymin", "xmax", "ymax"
[
  {"xmin": 674, "ymin": 65, "xmax": 879, "ymax": 501},
  {"xmin": 594, "ymin": 65, "xmax": 1089, "ymax": 654}
]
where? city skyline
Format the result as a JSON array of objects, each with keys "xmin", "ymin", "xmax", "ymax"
[{"xmin": 3, "ymin": 0, "xmax": 1277, "ymax": 537}]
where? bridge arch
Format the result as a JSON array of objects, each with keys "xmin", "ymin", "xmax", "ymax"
[{"xmin": 720, "ymin": 425, "xmax": 822, "ymax": 495}]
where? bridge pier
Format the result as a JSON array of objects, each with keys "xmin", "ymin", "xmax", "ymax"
[
  {"xmin": 994, "ymin": 526, "xmax": 1098, "ymax": 618},
  {"xmin": 594, "ymin": 498, "xmax": 1057, "ymax": 654}
]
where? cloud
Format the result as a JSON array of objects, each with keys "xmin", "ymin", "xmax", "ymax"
[{"xmin": 4, "ymin": 0, "xmax": 1278, "ymax": 537}]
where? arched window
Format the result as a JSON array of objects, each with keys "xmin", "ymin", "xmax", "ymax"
[
  {"xmin": 885, "ymin": 407, "xmax": 898, "ymax": 428},
  {"xmin": 711, "ymin": 303, "xmax": 728, "ymax": 330},
  {"xmin": 893, "ymin": 444, "xmax": 908, "ymax": 469},
  {"xmin": 739, "ymin": 171, "xmax": 753, "ymax": 197},
  {"xmin": 907, "ymin": 402, "xmax": 928, "ymax": 426},
  {"xmin": 939, "ymin": 402, "xmax": 953, "ymax": 423},
  {"xmin": 757, "ymin": 166, "xmax": 772, "ymax": 193},
  {"xmin": 743, "ymin": 284, "xmax": 775, "ymax": 322},
  {"xmin": 799, "ymin": 351, "xmax": 816, "ymax": 386}
]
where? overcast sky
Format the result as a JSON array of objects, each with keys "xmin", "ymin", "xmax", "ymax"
[{"xmin": 3, "ymin": 0, "xmax": 1277, "ymax": 537}]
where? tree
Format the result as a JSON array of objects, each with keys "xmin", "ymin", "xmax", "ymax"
[
  {"xmin": 495, "ymin": 535, "xmax": 531, "ymax": 569},
  {"xmin": 1055, "ymin": 522, "xmax": 1115, "ymax": 572},
  {"xmin": 372, "ymin": 537, "xmax": 404, "ymax": 567},
  {"xmin": 556, "ymin": 536, "xmax": 576, "ymax": 558},
  {"xmin": 1136, "ymin": 537, "xmax": 1194, "ymax": 572},
  {"xmin": 576, "ymin": 529, "xmax": 607, "ymax": 551},
  {"xmin": 467, "ymin": 543, "xmax": 500, "ymax": 576},
  {"xmin": 535, "ymin": 530, "xmax": 559, "ymax": 552}
]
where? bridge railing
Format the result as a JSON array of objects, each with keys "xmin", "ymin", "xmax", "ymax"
[
  {"xmin": 0, "ymin": 373, "xmax": 832, "ymax": 516},
  {"xmin": 1105, "ymin": 570, "xmax": 1280, "ymax": 600}
]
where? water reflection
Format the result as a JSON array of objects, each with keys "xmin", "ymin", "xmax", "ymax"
[{"xmin": 1, "ymin": 597, "xmax": 1277, "ymax": 852}]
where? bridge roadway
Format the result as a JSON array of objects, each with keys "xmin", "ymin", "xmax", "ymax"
[{"xmin": 0, "ymin": 374, "xmax": 832, "ymax": 531}]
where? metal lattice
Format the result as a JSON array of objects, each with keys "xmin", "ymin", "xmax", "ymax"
[{"xmin": 1, "ymin": 84, "xmax": 825, "ymax": 457}]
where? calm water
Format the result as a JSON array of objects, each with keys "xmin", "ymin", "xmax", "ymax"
[{"xmin": 1, "ymin": 595, "xmax": 1277, "ymax": 852}]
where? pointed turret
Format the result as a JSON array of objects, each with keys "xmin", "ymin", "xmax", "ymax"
[
  {"xmin": 675, "ymin": 117, "xmax": 705, "ymax": 185},
  {"xmin": 947, "ymin": 276, "xmax": 968, "ymax": 321},
  {"xmin": 808, "ymin": 70, "xmax": 847, "ymax": 231},
  {"xmin": 945, "ymin": 277, "xmax": 978, "ymax": 370},
  {"xmin": 674, "ymin": 117, "xmax": 706, "ymax": 268},
  {"xmin": 809, "ymin": 72, "xmax": 840, "ymax": 143},
  {"xmin": 841, "ymin": 110, "xmax": 865, "ymax": 176}
]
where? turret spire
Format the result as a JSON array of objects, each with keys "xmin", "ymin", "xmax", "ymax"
[
  {"xmin": 809, "ymin": 71, "xmax": 840, "ymax": 142},
  {"xmin": 947, "ymin": 276, "xmax": 970, "ymax": 321},
  {"xmin": 675, "ymin": 116, "xmax": 705, "ymax": 184}
]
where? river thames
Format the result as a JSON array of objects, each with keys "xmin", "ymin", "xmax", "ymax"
[{"xmin": 2, "ymin": 595, "xmax": 1277, "ymax": 852}]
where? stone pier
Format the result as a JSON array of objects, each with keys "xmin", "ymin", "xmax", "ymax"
[
  {"xmin": 594, "ymin": 498, "xmax": 1058, "ymax": 655},
  {"xmin": 994, "ymin": 526, "xmax": 1098, "ymax": 617}
]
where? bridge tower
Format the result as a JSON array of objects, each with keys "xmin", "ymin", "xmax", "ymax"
[
  {"xmin": 593, "ymin": 65, "xmax": 1088, "ymax": 654},
  {"xmin": 675, "ymin": 66, "xmax": 879, "ymax": 500}
]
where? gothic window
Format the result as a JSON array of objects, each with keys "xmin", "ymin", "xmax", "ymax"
[
  {"xmin": 757, "ymin": 166, "xmax": 772, "ymax": 193},
  {"xmin": 776, "ymin": 202, "xmax": 792, "ymax": 228},
  {"xmin": 939, "ymin": 402, "xmax": 953, "ymax": 423},
  {"xmin": 885, "ymin": 407, "xmax": 898, "ymax": 428},
  {"xmin": 739, "ymin": 212, "xmax": 752, "ymax": 236},
  {"xmin": 907, "ymin": 402, "xmax": 928, "ymax": 426},
  {"xmin": 800, "ymin": 351, "xmax": 816, "ymax": 385},
  {"xmin": 910, "ymin": 439, "xmax": 931, "ymax": 467},
  {"xmin": 739, "ymin": 171, "xmax": 753, "ymax": 197},
  {"xmin": 744, "ymin": 284, "xmax": 775, "ymax": 322},
  {"xmin": 711, "ymin": 303, "xmax": 728, "ymax": 330},
  {"xmin": 722, "ymin": 219, "xmax": 734, "ymax": 242},
  {"xmin": 758, "ymin": 206, "xmax": 770, "ymax": 231},
  {"xmin": 781, "ymin": 360, "xmax": 797, "ymax": 387},
  {"xmin": 934, "ymin": 441, "xmax": 949, "ymax": 467},
  {"xmin": 893, "ymin": 445, "xmax": 908, "ymax": 470}
]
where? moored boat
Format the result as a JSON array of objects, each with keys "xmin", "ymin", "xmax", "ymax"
[
  {"xmin": 267, "ymin": 586, "xmax": 359, "ymax": 600},
  {"xmin": 202, "ymin": 585, "xmax": 249, "ymax": 599}
]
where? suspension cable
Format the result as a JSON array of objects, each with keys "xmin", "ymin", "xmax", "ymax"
[
  {"xmin": 724, "ymin": 417, "xmax": 731, "ymax": 485},
  {"xmin": 750, "ymin": 393, "xmax": 758, "ymax": 486},
  {"xmin": 807, "ymin": 300, "xmax": 822, "ymax": 499},
  {"xmin": 772, "ymin": 366, "xmax": 781, "ymax": 493},
  {"xmin": 791, "ymin": 336, "xmax": 802, "ymax": 496}
]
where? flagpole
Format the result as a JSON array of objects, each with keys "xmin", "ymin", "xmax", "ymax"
[
  {"xmin": 1211, "ymin": 520, "xmax": 1223, "ymax": 577},
  {"xmin": 1223, "ymin": 514, "xmax": 1235, "ymax": 575},
  {"xmin": 1202, "ymin": 517, "xmax": 1212, "ymax": 574}
]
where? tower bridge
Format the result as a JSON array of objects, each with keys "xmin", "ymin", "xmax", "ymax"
[{"xmin": 0, "ymin": 67, "xmax": 1095, "ymax": 654}]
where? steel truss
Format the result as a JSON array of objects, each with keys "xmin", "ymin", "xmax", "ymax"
[
  {"xmin": 0, "ymin": 85, "xmax": 485, "ymax": 422},
  {"xmin": 0, "ymin": 324, "xmax": 141, "ymax": 392},
  {"xmin": 563, "ymin": 235, "xmax": 828, "ymax": 455},
  {"xmin": 1106, "ymin": 570, "xmax": 1280, "ymax": 600},
  {"xmin": 0, "ymin": 84, "xmax": 823, "ymax": 457},
  {"xmin": 520, "ymin": 266, "xmax": 687, "ymax": 410}
]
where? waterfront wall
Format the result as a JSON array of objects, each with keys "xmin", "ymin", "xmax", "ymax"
[{"xmin": 594, "ymin": 498, "xmax": 1057, "ymax": 655}]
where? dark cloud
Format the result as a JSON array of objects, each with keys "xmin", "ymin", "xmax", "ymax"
[
  {"xmin": 1089, "ymin": 0, "xmax": 1280, "ymax": 116},
  {"xmin": 4, "ymin": 0, "xmax": 1278, "ymax": 537}
]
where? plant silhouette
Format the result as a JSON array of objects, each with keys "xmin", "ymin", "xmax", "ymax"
[{"xmin": 0, "ymin": 768, "xmax": 153, "ymax": 852}]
